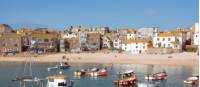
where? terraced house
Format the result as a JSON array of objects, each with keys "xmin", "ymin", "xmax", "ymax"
[
  {"xmin": 153, "ymin": 31, "xmax": 187, "ymax": 50},
  {"xmin": 121, "ymin": 38, "xmax": 148, "ymax": 54},
  {"xmin": 87, "ymin": 33, "xmax": 101, "ymax": 51},
  {"xmin": 0, "ymin": 24, "xmax": 22, "ymax": 54},
  {"xmin": 0, "ymin": 33, "xmax": 22, "ymax": 53},
  {"xmin": 30, "ymin": 28, "xmax": 59, "ymax": 53},
  {"xmin": 60, "ymin": 33, "xmax": 80, "ymax": 52}
]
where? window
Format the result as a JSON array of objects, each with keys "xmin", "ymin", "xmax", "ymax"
[
  {"xmin": 32, "ymin": 38, "xmax": 36, "ymax": 41},
  {"xmin": 163, "ymin": 38, "xmax": 165, "ymax": 41},
  {"xmin": 93, "ymin": 43, "xmax": 97, "ymax": 45},
  {"xmin": 14, "ymin": 44, "xmax": 18, "ymax": 47},
  {"xmin": 2, "ymin": 44, "xmax": 5, "ymax": 47},
  {"xmin": 81, "ymin": 43, "xmax": 85, "ymax": 45},
  {"xmin": 168, "ymin": 38, "xmax": 171, "ymax": 41},
  {"xmin": 58, "ymin": 82, "xmax": 67, "ymax": 86},
  {"xmin": 163, "ymin": 44, "xmax": 165, "ymax": 48},
  {"xmin": 157, "ymin": 38, "xmax": 159, "ymax": 41},
  {"xmin": 168, "ymin": 44, "xmax": 170, "ymax": 47},
  {"xmin": 44, "ymin": 39, "xmax": 49, "ymax": 42}
]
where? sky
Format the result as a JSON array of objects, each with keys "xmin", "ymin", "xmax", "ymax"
[{"xmin": 0, "ymin": 0, "xmax": 198, "ymax": 30}]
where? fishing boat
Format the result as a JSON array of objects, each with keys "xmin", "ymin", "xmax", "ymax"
[
  {"xmin": 145, "ymin": 71, "xmax": 167, "ymax": 80},
  {"xmin": 74, "ymin": 69, "xmax": 86, "ymax": 76},
  {"xmin": 46, "ymin": 75, "xmax": 73, "ymax": 87},
  {"xmin": 48, "ymin": 62, "xmax": 70, "ymax": 71},
  {"xmin": 183, "ymin": 76, "xmax": 199, "ymax": 85},
  {"xmin": 90, "ymin": 68, "xmax": 107, "ymax": 77},
  {"xmin": 74, "ymin": 67, "xmax": 108, "ymax": 77},
  {"xmin": 114, "ymin": 70, "xmax": 137, "ymax": 86},
  {"xmin": 48, "ymin": 56, "xmax": 71, "ymax": 71}
]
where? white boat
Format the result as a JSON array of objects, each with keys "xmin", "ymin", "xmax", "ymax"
[
  {"xmin": 48, "ymin": 62, "xmax": 70, "ymax": 71},
  {"xmin": 46, "ymin": 75, "xmax": 73, "ymax": 87},
  {"xmin": 89, "ymin": 68, "xmax": 107, "ymax": 77},
  {"xmin": 183, "ymin": 76, "xmax": 199, "ymax": 84},
  {"xmin": 145, "ymin": 71, "xmax": 167, "ymax": 80}
]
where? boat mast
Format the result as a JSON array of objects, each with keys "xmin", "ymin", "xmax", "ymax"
[{"xmin": 23, "ymin": 43, "xmax": 33, "ymax": 77}]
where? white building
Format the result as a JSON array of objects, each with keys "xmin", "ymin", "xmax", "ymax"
[
  {"xmin": 62, "ymin": 33, "xmax": 78, "ymax": 39},
  {"xmin": 121, "ymin": 38, "xmax": 148, "ymax": 54},
  {"xmin": 102, "ymin": 36, "xmax": 111, "ymax": 48},
  {"xmin": 137, "ymin": 27, "xmax": 159, "ymax": 37},
  {"xmin": 113, "ymin": 38, "xmax": 122, "ymax": 49},
  {"xmin": 153, "ymin": 32, "xmax": 186, "ymax": 49},
  {"xmin": 193, "ymin": 22, "xmax": 199, "ymax": 46},
  {"xmin": 127, "ymin": 33, "xmax": 137, "ymax": 39}
]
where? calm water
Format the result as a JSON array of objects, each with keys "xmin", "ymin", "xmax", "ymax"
[{"xmin": 0, "ymin": 62, "xmax": 198, "ymax": 87}]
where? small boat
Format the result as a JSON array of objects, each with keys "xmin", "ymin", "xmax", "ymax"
[
  {"xmin": 48, "ymin": 62, "xmax": 70, "ymax": 71},
  {"xmin": 74, "ymin": 69, "xmax": 86, "ymax": 76},
  {"xmin": 12, "ymin": 76, "xmax": 43, "ymax": 82},
  {"xmin": 46, "ymin": 75, "xmax": 73, "ymax": 87},
  {"xmin": 58, "ymin": 62, "xmax": 71, "ymax": 69},
  {"xmin": 183, "ymin": 76, "xmax": 199, "ymax": 85},
  {"xmin": 90, "ymin": 68, "xmax": 108, "ymax": 77},
  {"xmin": 74, "ymin": 67, "xmax": 108, "ymax": 77},
  {"xmin": 114, "ymin": 70, "xmax": 137, "ymax": 86},
  {"xmin": 145, "ymin": 71, "xmax": 167, "ymax": 80}
]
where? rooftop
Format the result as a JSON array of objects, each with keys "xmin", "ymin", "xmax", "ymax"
[
  {"xmin": 124, "ymin": 38, "xmax": 147, "ymax": 44},
  {"xmin": 157, "ymin": 32, "xmax": 180, "ymax": 37}
]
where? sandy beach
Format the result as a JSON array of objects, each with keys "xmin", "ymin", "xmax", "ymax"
[{"xmin": 0, "ymin": 52, "xmax": 198, "ymax": 66}]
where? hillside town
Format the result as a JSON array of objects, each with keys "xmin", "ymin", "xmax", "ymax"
[{"xmin": 0, "ymin": 22, "xmax": 199, "ymax": 56}]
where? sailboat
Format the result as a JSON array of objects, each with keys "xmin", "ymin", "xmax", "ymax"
[
  {"xmin": 12, "ymin": 40, "xmax": 45, "ymax": 87},
  {"xmin": 47, "ymin": 56, "xmax": 71, "ymax": 71}
]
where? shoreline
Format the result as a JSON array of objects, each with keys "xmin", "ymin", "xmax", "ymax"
[{"xmin": 0, "ymin": 52, "xmax": 198, "ymax": 67}]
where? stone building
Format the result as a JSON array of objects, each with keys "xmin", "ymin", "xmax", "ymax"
[
  {"xmin": 0, "ymin": 33, "xmax": 22, "ymax": 53},
  {"xmin": 0, "ymin": 24, "xmax": 13, "ymax": 33}
]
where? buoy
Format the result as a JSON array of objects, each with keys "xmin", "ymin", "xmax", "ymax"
[
  {"xmin": 59, "ymin": 71, "xmax": 62, "ymax": 74},
  {"xmin": 47, "ymin": 68, "xmax": 50, "ymax": 71}
]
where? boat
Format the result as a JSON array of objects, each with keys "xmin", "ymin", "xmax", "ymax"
[
  {"xmin": 12, "ymin": 40, "xmax": 45, "ymax": 87},
  {"xmin": 46, "ymin": 75, "xmax": 73, "ymax": 87},
  {"xmin": 145, "ymin": 71, "xmax": 167, "ymax": 80},
  {"xmin": 74, "ymin": 69, "xmax": 86, "ymax": 76},
  {"xmin": 183, "ymin": 76, "xmax": 199, "ymax": 85},
  {"xmin": 74, "ymin": 67, "xmax": 108, "ymax": 77},
  {"xmin": 90, "ymin": 68, "xmax": 107, "ymax": 77},
  {"xmin": 48, "ymin": 57, "xmax": 71, "ymax": 71},
  {"xmin": 114, "ymin": 70, "xmax": 137, "ymax": 86}
]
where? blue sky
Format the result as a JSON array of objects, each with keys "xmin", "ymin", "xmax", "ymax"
[{"xmin": 0, "ymin": 0, "xmax": 198, "ymax": 30}]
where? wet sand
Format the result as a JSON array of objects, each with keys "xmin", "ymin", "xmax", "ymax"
[{"xmin": 0, "ymin": 52, "xmax": 198, "ymax": 66}]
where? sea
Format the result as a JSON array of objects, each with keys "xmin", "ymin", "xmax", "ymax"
[{"xmin": 0, "ymin": 62, "xmax": 198, "ymax": 87}]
